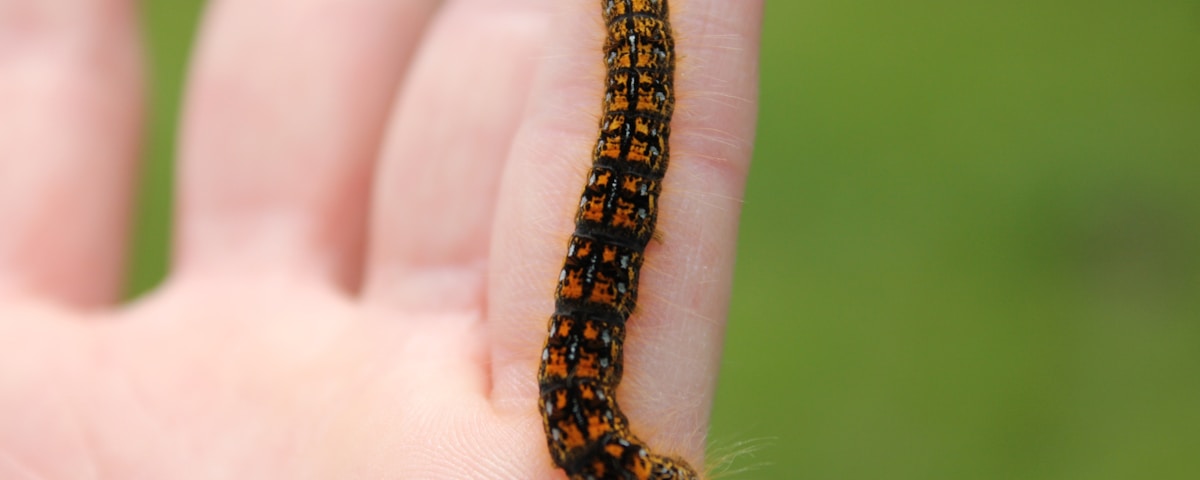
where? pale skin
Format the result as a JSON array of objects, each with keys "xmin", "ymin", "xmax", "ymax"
[{"xmin": 0, "ymin": 0, "xmax": 761, "ymax": 478}]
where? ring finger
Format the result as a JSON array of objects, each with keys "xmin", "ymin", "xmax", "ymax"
[{"xmin": 172, "ymin": 0, "xmax": 440, "ymax": 290}]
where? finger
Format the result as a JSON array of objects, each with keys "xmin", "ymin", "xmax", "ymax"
[
  {"xmin": 362, "ymin": 0, "xmax": 549, "ymax": 312},
  {"xmin": 173, "ymin": 0, "xmax": 439, "ymax": 289},
  {"xmin": 488, "ymin": 0, "xmax": 762, "ymax": 466},
  {"xmin": 0, "ymin": 0, "xmax": 142, "ymax": 307}
]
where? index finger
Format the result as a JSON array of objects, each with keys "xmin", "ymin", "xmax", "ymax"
[{"xmin": 487, "ymin": 0, "xmax": 763, "ymax": 472}]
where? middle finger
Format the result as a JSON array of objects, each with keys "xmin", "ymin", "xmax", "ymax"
[{"xmin": 362, "ymin": 0, "xmax": 549, "ymax": 312}]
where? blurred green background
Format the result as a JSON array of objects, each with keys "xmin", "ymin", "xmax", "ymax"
[{"xmin": 132, "ymin": 2, "xmax": 1199, "ymax": 479}]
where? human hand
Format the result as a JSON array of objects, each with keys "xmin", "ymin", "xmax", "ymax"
[{"xmin": 0, "ymin": 1, "xmax": 761, "ymax": 478}]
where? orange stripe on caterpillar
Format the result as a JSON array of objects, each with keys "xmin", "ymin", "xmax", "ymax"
[{"xmin": 537, "ymin": 0, "xmax": 697, "ymax": 479}]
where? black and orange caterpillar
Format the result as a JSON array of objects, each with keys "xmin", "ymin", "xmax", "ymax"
[{"xmin": 538, "ymin": 1, "xmax": 696, "ymax": 479}]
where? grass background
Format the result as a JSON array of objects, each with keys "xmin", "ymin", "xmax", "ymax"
[{"xmin": 132, "ymin": 2, "xmax": 1200, "ymax": 478}]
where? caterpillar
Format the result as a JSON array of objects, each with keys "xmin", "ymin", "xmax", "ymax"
[{"xmin": 537, "ymin": 1, "xmax": 697, "ymax": 479}]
